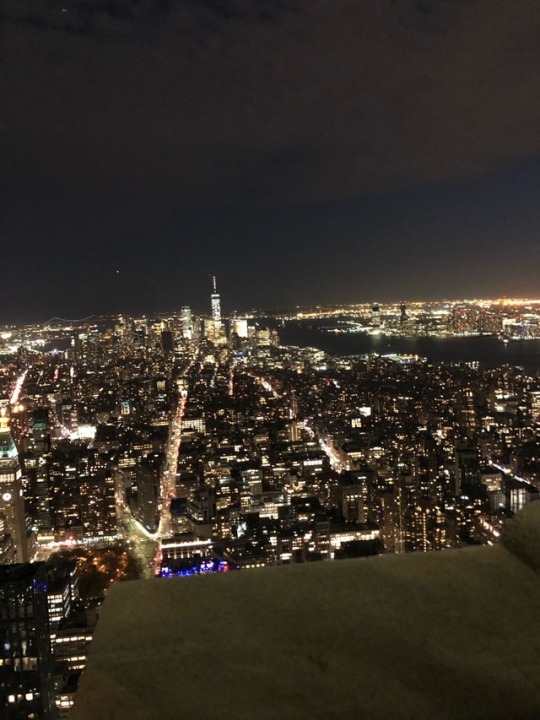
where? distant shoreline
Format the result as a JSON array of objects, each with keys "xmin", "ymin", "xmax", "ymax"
[{"xmin": 276, "ymin": 320, "xmax": 540, "ymax": 371}]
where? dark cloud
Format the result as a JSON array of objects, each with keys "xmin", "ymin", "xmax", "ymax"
[
  {"xmin": 3, "ymin": 0, "xmax": 540, "ymax": 204},
  {"xmin": 1, "ymin": 1, "xmax": 540, "ymax": 319}
]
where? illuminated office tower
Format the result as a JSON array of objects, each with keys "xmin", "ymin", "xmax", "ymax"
[
  {"xmin": 210, "ymin": 275, "xmax": 222, "ymax": 330},
  {"xmin": 132, "ymin": 322, "xmax": 148, "ymax": 350},
  {"xmin": 148, "ymin": 319, "xmax": 165, "ymax": 349},
  {"xmin": 115, "ymin": 315, "xmax": 132, "ymax": 348},
  {"xmin": 0, "ymin": 412, "xmax": 28, "ymax": 563},
  {"xmin": 181, "ymin": 306, "xmax": 193, "ymax": 340},
  {"xmin": 0, "ymin": 563, "xmax": 57, "ymax": 719},
  {"xmin": 27, "ymin": 411, "xmax": 54, "ymax": 540},
  {"xmin": 231, "ymin": 316, "xmax": 248, "ymax": 338},
  {"xmin": 76, "ymin": 473, "xmax": 117, "ymax": 540}
]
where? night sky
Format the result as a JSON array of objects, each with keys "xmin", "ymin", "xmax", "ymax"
[{"xmin": 2, "ymin": 0, "xmax": 540, "ymax": 322}]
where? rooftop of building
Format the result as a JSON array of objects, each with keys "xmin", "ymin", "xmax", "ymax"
[
  {"xmin": 72, "ymin": 503, "xmax": 540, "ymax": 720},
  {"xmin": 0, "ymin": 562, "xmax": 44, "ymax": 583},
  {"xmin": 0, "ymin": 426, "xmax": 18, "ymax": 460}
]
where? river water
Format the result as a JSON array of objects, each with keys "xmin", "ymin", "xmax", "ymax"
[{"xmin": 275, "ymin": 320, "xmax": 540, "ymax": 371}]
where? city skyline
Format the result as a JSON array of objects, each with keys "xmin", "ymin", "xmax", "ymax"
[
  {"xmin": 0, "ymin": 282, "xmax": 539, "ymax": 716},
  {"xmin": 4, "ymin": 286, "xmax": 540, "ymax": 328},
  {"xmin": 2, "ymin": 3, "xmax": 540, "ymax": 714},
  {"xmin": 2, "ymin": 2, "xmax": 540, "ymax": 322}
]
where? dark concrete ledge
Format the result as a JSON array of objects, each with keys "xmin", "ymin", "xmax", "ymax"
[
  {"xmin": 72, "ymin": 506, "xmax": 540, "ymax": 720},
  {"xmin": 502, "ymin": 500, "xmax": 540, "ymax": 571}
]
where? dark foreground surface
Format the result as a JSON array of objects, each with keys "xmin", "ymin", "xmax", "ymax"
[{"xmin": 72, "ymin": 506, "xmax": 540, "ymax": 720}]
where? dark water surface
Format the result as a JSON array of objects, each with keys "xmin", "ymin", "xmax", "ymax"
[{"xmin": 276, "ymin": 321, "xmax": 540, "ymax": 371}]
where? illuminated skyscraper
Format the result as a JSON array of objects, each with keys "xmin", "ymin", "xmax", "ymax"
[
  {"xmin": 26, "ymin": 410, "xmax": 53, "ymax": 542},
  {"xmin": 371, "ymin": 303, "xmax": 381, "ymax": 328},
  {"xmin": 0, "ymin": 412, "xmax": 28, "ymax": 563},
  {"xmin": 231, "ymin": 315, "xmax": 248, "ymax": 338},
  {"xmin": 210, "ymin": 276, "xmax": 221, "ymax": 328},
  {"xmin": 181, "ymin": 306, "xmax": 193, "ymax": 340}
]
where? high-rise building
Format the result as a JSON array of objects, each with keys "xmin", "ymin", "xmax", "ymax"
[
  {"xmin": 338, "ymin": 471, "xmax": 368, "ymax": 524},
  {"xmin": 377, "ymin": 482, "xmax": 405, "ymax": 554},
  {"xmin": 186, "ymin": 487, "xmax": 216, "ymax": 539},
  {"xmin": 371, "ymin": 304, "xmax": 381, "ymax": 328},
  {"xmin": 161, "ymin": 330, "xmax": 174, "ymax": 354},
  {"xmin": 57, "ymin": 396, "xmax": 78, "ymax": 438},
  {"xmin": 400, "ymin": 302, "xmax": 407, "ymax": 324},
  {"xmin": 231, "ymin": 316, "xmax": 248, "ymax": 339},
  {"xmin": 0, "ymin": 563, "xmax": 56, "ymax": 720},
  {"xmin": 114, "ymin": 315, "xmax": 132, "ymax": 349},
  {"xmin": 0, "ymin": 516, "xmax": 16, "ymax": 564},
  {"xmin": 51, "ymin": 460, "xmax": 117, "ymax": 542},
  {"xmin": 530, "ymin": 390, "xmax": 540, "ymax": 423},
  {"xmin": 132, "ymin": 322, "xmax": 147, "ymax": 350},
  {"xmin": 0, "ymin": 413, "xmax": 28, "ymax": 563},
  {"xmin": 206, "ymin": 275, "xmax": 227, "ymax": 344},
  {"xmin": 181, "ymin": 306, "xmax": 193, "ymax": 340},
  {"xmin": 77, "ymin": 473, "xmax": 117, "ymax": 540},
  {"xmin": 454, "ymin": 444, "xmax": 480, "ymax": 496},
  {"xmin": 26, "ymin": 410, "xmax": 54, "ymax": 542},
  {"xmin": 132, "ymin": 466, "xmax": 159, "ymax": 534},
  {"xmin": 210, "ymin": 275, "xmax": 221, "ymax": 330}
]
